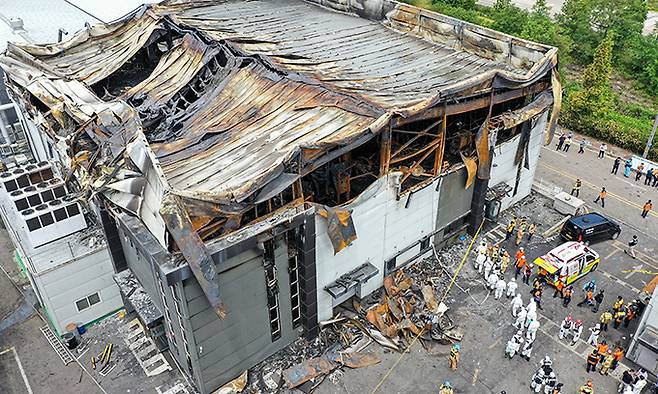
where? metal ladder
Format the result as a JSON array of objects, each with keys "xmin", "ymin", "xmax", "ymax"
[{"xmin": 40, "ymin": 325, "xmax": 74, "ymax": 365}]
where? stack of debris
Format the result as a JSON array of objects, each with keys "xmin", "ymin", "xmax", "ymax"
[
  {"xmin": 243, "ymin": 270, "xmax": 464, "ymax": 392},
  {"xmin": 363, "ymin": 270, "xmax": 463, "ymax": 351}
]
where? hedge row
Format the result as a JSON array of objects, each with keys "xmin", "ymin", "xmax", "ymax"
[{"xmin": 559, "ymin": 111, "xmax": 657, "ymax": 161}]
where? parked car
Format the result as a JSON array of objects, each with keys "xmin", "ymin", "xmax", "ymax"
[
  {"xmin": 559, "ymin": 213, "xmax": 621, "ymax": 245},
  {"xmin": 534, "ymin": 241, "xmax": 600, "ymax": 285}
]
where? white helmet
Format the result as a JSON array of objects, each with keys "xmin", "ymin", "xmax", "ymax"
[
  {"xmin": 510, "ymin": 277, "xmax": 516, "ymax": 282},
  {"xmin": 542, "ymin": 356, "xmax": 552, "ymax": 366}
]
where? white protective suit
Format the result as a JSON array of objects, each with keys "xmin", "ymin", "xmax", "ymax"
[
  {"xmin": 571, "ymin": 324, "xmax": 583, "ymax": 345},
  {"xmin": 587, "ymin": 324, "xmax": 601, "ymax": 345},
  {"xmin": 505, "ymin": 333, "xmax": 523, "ymax": 359},
  {"xmin": 487, "ymin": 272, "xmax": 498, "ymax": 290},
  {"xmin": 526, "ymin": 320, "xmax": 540, "ymax": 342},
  {"xmin": 506, "ymin": 279, "xmax": 518, "ymax": 298},
  {"xmin": 514, "ymin": 307, "xmax": 527, "ymax": 329},
  {"xmin": 495, "ymin": 279, "xmax": 507, "ymax": 299},
  {"xmin": 511, "ymin": 294, "xmax": 523, "ymax": 316},
  {"xmin": 483, "ymin": 258, "xmax": 494, "ymax": 279},
  {"xmin": 526, "ymin": 309, "xmax": 538, "ymax": 328},
  {"xmin": 558, "ymin": 318, "xmax": 572, "ymax": 340},
  {"xmin": 475, "ymin": 253, "xmax": 487, "ymax": 273}
]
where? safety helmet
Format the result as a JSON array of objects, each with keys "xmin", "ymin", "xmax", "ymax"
[
  {"xmin": 443, "ymin": 380, "xmax": 451, "ymax": 388},
  {"xmin": 566, "ymin": 315, "xmax": 573, "ymax": 322},
  {"xmin": 510, "ymin": 277, "xmax": 516, "ymax": 282},
  {"xmin": 542, "ymin": 355, "xmax": 552, "ymax": 365},
  {"xmin": 529, "ymin": 264, "xmax": 535, "ymax": 268},
  {"xmin": 575, "ymin": 319, "xmax": 583, "ymax": 326},
  {"xmin": 452, "ymin": 344, "xmax": 461, "ymax": 351},
  {"xmin": 520, "ymin": 247, "xmax": 524, "ymax": 251}
]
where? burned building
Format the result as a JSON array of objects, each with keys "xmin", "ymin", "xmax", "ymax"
[{"xmin": 0, "ymin": 0, "xmax": 560, "ymax": 392}]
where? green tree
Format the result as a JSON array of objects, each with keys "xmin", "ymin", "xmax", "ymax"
[
  {"xmin": 558, "ymin": 0, "xmax": 646, "ymax": 63},
  {"xmin": 622, "ymin": 34, "xmax": 658, "ymax": 95},
  {"xmin": 563, "ymin": 36, "xmax": 614, "ymax": 126},
  {"xmin": 520, "ymin": 0, "xmax": 574, "ymax": 62},
  {"xmin": 489, "ymin": 0, "xmax": 529, "ymax": 36}
]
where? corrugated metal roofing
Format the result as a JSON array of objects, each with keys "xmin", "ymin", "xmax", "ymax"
[
  {"xmin": 162, "ymin": 0, "xmax": 530, "ymax": 110},
  {"xmin": 0, "ymin": 0, "xmax": 557, "ymax": 207},
  {"xmin": 155, "ymin": 62, "xmax": 383, "ymax": 201}
]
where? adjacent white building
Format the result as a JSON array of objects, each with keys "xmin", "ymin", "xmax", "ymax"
[{"xmin": 0, "ymin": 161, "xmax": 122, "ymax": 335}]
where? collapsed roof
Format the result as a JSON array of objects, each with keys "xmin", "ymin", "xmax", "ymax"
[{"xmin": 0, "ymin": 0, "xmax": 559, "ymax": 318}]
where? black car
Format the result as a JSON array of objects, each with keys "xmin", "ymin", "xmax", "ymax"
[{"xmin": 560, "ymin": 213, "xmax": 621, "ymax": 245}]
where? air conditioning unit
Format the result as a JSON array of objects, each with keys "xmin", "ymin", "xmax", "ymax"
[
  {"xmin": 0, "ymin": 161, "xmax": 57, "ymax": 197},
  {"xmin": 20, "ymin": 196, "xmax": 87, "ymax": 248}
]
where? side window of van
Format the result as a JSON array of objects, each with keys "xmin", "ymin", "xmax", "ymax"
[
  {"xmin": 585, "ymin": 254, "xmax": 597, "ymax": 264},
  {"xmin": 568, "ymin": 260, "xmax": 579, "ymax": 276}
]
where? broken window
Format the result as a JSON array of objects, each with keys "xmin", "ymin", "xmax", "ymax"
[
  {"xmin": 287, "ymin": 229, "xmax": 302, "ymax": 329},
  {"xmin": 263, "ymin": 239, "xmax": 281, "ymax": 341}
]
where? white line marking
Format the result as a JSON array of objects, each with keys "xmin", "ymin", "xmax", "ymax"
[
  {"xmin": 620, "ymin": 178, "xmax": 647, "ymax": 191},
  {"xmin": 541, "ymin": 146, "xmax": 567, "ymax": 158},
  {"xmin": 0, "ymin": 347, "xmax": 34, "ymax": 394},
  {"xmin": 625, "ymin": 265, "xmax": 643, "ymax": 279}
]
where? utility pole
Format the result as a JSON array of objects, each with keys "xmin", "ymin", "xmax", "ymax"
[{"xmin": 643, "ymin": 114, "xmax": 658, "ymax": 159}]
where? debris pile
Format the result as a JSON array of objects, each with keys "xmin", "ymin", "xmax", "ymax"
[
  {"xmin": 245, "ymin": 267, "xmax": 464, "ymax": 393},
  {"xmin": 363, "ymin": 270, "xmax": 463, "ymax": 350}
]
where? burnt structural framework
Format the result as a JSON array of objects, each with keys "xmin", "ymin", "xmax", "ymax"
[{"xmin": 0, "ymin": 0, "xmax": 560, "ymax": 392}]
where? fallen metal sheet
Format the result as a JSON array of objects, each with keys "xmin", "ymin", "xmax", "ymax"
[
  {"xmin": 216, "ymin": 370, "xmax": 247, "ymax": 394},
  {"xmin": 491, "ymin": 91, "xmax": 553, "ymax": 131},
  {"xmin": 316, "ymin": 205, "xmax": 357, "ymax": 254},
  {"xmin": 155, "ymin": 62, "xmax": 382, "ymax": 203},
  {"xmin": 460, "ymin": 153, "xmax": 477, "ymax": 189},
  {"xmin": 282, "ymin": 352, "xmax": 380, "ymax": 389},
  {"xmin": 160, "ymin": 193, "xmax": 225, "ymax": 319}
]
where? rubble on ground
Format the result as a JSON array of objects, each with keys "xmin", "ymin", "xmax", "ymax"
[{"xmin": 246, "ymin": 262, "xmax": 466, "ymax": 393}]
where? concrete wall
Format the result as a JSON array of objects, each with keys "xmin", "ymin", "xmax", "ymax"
[
  {"xmin": 489, "ymin": 111, "xmax": 549, "ymax": 211},
  {"xmin": 182, "ymin": 237, "xmax": 299, "ymax": 393},
  {"xmin": 314, "ymin": 170, "xmax": 474, "ymax": 322},
  {"xmin": 30, "ymin": 248, "xmax": 122, "ymax": 334}
]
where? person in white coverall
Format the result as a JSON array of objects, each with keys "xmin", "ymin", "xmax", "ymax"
[
  {"xmin": 495, "ymin": 278, "xmax": 507, "ymax": 299},
  {"xmin": 506, "ymin": 278, "xmax": 518, "ymax": 298},
  {"xmin": 505, "ymin": 331, "xmax": 523, "ymax": 359},
  {"xmin": 476, "ymin": 240, "xmax": 488, "ymax": 256},
  {"xmin": 570, "ymin": 320, "xmax": 583, "ymax": 345},
  {"xmin": 487, "ymin": 271, "xmax": 498, "ymax": 290},
  {"xmin": 483, "ymin": 257, "xmax": 494, "ymax": 279},
  {"xmin": 514, "ymin": 307, "xmax": 527, "ymax": 329},
  {"xmin": 526, "ymin": 319, "xmax": 540, "ymax": 342},
  {"xmin": 520, "ymin": 336, "xmax": 534, "ymax": 360},
  {"xmin": 526, "ymin": 308, "xmax": 537, "ymax": 328},
  {"xmin": 475, "ymin": 252, "xmax": 487, "ymax": 273},
  {"xmin": 511, "ymin": 294, "xmax": 523, "ymax": 316},
  {"xmin": 558, "ymin": 315, "xmax": 573, "ymax": 340},
  {"xmin": 587, "ymin": 323, "xmax": 601, "ymax": 346}
]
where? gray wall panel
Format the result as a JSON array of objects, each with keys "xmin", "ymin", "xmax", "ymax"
[
  {"xmin": 182, "ymin": 236, "xmax": 299, "ymax": 393},
  {"xmin": 436, "ymin": 167, "xmax": 473, "ymax": 230}
]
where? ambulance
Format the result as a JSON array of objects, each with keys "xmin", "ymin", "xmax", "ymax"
[{"xmin": 533, "ymin": 241, "xmax": 600, "ymax": 285}]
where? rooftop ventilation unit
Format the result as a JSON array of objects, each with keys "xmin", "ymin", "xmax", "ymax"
[
  {"xmin": 1, "ymin": 161, "xmax": 55, "ymax": 196},
  {"xmin": 20, "ymin": 197, "xmax": 86, "ymax": 248},
  {"xmin": 8, "ymin": 177, "xmax": 67, "ymax": 211}
]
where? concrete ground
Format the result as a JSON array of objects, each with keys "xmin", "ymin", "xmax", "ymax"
[
  {"xmin": 0, "ymin": 223, "xmax": 190, "ymax": 394},
  {"xmin": 312, "ymin": 135, "xmax": 658, "ymax": 393},
  {"xmin": 0, "ymin": 228, "xmax": 103, "ymax": 394}
]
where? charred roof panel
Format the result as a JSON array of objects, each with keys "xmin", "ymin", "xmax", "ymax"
[
  {"xmin": 154, "ymin": 62, "xmax": 383, "ymax": 202},
  {"xmin": 159, "ymin": 0, "xmax": 554, "ymax": 112}
]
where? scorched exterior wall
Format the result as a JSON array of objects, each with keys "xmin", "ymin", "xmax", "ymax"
[
  {"xmin": 489, "ymin": 111, "xmax": 549, "ymax": 211},
  {"xmin": 315, "ymin": 170, "xmax": 475, "ymax": 322}
]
